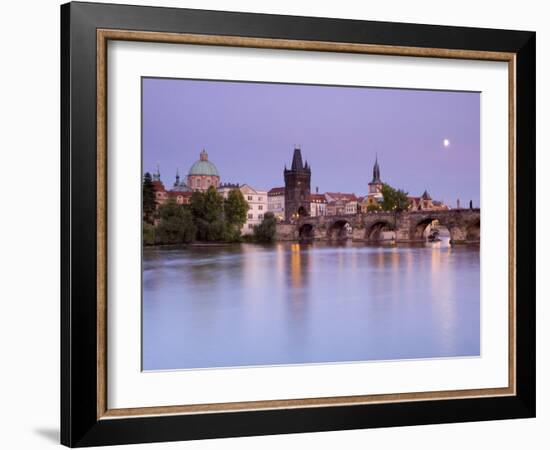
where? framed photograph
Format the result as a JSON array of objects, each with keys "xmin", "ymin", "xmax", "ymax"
[{"xmin": 61, "ymin": 2, "xmax": 535, "ymax": 447}]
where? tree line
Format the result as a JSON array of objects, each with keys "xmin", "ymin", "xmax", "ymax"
[{"xmin": 142, "ymin": 172, "xmax": 276, "ymax": 245}]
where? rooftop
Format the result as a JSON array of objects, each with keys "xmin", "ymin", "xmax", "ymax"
[
  {"xmin": 325, "ymin": 192, "xmax": 358, "ymax": 202},
  {"xmin": 268, "ymin": 187, "xmax": 285, "ymax": 195}
]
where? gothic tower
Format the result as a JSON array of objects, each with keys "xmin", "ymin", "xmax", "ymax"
[{"xmin": 284, "ymin": 147, "xmax": 311, "ymax": 220}]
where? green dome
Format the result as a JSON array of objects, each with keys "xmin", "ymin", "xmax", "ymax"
[
  {"xmin": 188, "ymin": 149, "xmax": 220, "ymax": 177},
  {"xmin": 188, "ymin": 160, "xmax": 219, "ymax": 176}
]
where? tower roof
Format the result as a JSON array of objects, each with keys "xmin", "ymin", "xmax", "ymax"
[
  {"xmin": 371, "ymin": 155, "xmax": 381, "ymax": 184},
  {"xmin": 291, "ymin": 147, "xmax": 304, "ymax": 171},
  {"xmin": 421, "ymin": 190, "xmax": 432, "ymax": 200},
  {"xmin": 286, "ymin": 147, "xmax": 310, "ymax": 173},
  {"xmin": 152, "ymin": 164, "xmax": 161, "ymax": 182}
]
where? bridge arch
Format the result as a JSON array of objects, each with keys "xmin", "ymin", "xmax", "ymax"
[
  {"xmin": 365, "ymin": 220, "xmax": 394, "ymax": 242},
  {"xmin": 327, "ymin": 219, "xmax": 353, "ymax": 240},
  {"xmin": 411, "ymin": 217, "xmax": 456, "ymax": 243},
  {"xmin": 298, "ymin": 223, "xmax": 314, "ymax": 240},
  {"xmin": 465, "ymin": 219, "xmax": 480, "ymax": 242},
  {"xmin": 411, "ymin": 217, "xmax": 438, "ymax": 240}
]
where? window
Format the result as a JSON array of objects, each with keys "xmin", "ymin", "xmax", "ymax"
[
  {"xmin": 248, "ymin": 214, "xmax": 253, "ymax": 219},
  {"xmin": 258, "ymin": 205, "xmax": 263, "ymax": 210},
  {"xmin": 195, "ymin": 179, "xmax": 200, "ymax": 188},
  {"xmin": 248, "ymin": 224, "xmax": 254, "ymax": 229},
  {"xmin": 258, "ymin": 196, "xmax": 262, "ymax": 201},
  {"xmin": 247, "ymin": 195, "xmax": 253, "ymax": 201},
  {"xmin": 258, "ymin": 214, "xmax": 263, "ymax": 220}
]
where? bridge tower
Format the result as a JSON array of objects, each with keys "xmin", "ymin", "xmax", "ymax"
[{"xmin": 284, "ymin": 147, "xmax": 311, "ymax": 220}]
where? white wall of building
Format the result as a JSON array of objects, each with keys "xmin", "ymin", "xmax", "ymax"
[
  {"xmin": 240, "ymin": 185, "xmax": 268, "ymax": 234},
  {"xmin": 310, "ymin": 201, "xmax": 326, "ymax": 217},
  {"xmin": 267, "ymin": 192, "xmax": 285, "ymax": 221}
]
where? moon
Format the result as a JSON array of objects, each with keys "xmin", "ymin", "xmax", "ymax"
[{"xmin": 443, "ymin": 138, "xmax": 450, "ymax": 148}]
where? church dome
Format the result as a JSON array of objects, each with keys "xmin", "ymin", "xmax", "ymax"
[
  {"xmin": 173, "ymin": 181, "xmax": 192, "ymax": 192},
  {"xmin": 188, "ymin": 149, "xmax": 219, "ymax": 177}
]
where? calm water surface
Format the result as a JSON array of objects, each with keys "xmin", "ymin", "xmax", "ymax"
[{"xmin": 142, "ymin": 240, "xmax": 480, "ymax": 370}]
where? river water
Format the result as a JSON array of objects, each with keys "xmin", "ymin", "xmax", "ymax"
[{"xmin": 142, "ymin": 239, "xmax": 480, "ymax": 371}]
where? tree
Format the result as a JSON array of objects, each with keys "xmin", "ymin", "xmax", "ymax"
[
  {"xmin": 143, "ymin": 221, "xmax": 156, "ymax": 245},
  {"xmin": 190, "ymin": 186, "xmax": 225, "ymax": 241},
  {"xmin": 381, "ymin": 183, "xmax": 410, "ymax": 212},
  {"xmin": 366, "ymin": 203, "xmax": 382, "ymax": 212},
  {"xmin": 142, "ymin": 172, "xmax": 156, "ymax": 224},
  {"xmin": 156, "ymin": 198, "xmax": 196, "ymax": 244},
  {"xmin": 224, "ymin": 189, "xmax": 248, "ymax": 228},
  {"xmin": 253, "ymin": 212, "xmax": 277, "ymax": 243}
]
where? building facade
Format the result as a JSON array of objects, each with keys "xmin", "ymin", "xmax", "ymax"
[
  {"xmin": 217, "ymin": 182, "xmax": 240, "ymax": 198},
  {"xmin": 309, "ymin": 192, "xmax": 327, "ymax": 217},
  {"xmin": 284, "ymin": 147, "xmax": 311, "ymax": 220},
  {"xmin": 239, "ymin": 184, "xmax": 268, "ymax": 234},
  {"xmin": 325, "ymin": 192, "xmax": 358, "ymax": 215},
  {"xmin": 408, "ymin": 190, "xmax": 449, "ymax": 211},
  {"xmin": 218, "ymin": 183, "xmax": 268, "ymax": 234},
  {"xmin": 267, "ymin": 187, "xmax": 285, "ymax": 221}
]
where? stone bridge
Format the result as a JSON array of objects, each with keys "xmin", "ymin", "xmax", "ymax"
[{"xmin": 275, "ymin": 209, "xmax": 480, "ymax": 245}]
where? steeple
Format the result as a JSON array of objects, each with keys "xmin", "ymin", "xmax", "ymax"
[
  {"xmin": 153, "ymin": 164, "xmax": 161, "ymax": 182},
  {"xmin": 371, "ymin": 155, "xmax": 381, "ymax": 184},
  {"xmin": 174, "ymin": 168, "xmax": 180, "ymax": 186}
]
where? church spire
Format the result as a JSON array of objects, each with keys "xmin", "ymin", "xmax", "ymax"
[{"xmin": 371, "ymin": 155, "xmax": 381, "ymax": 183}]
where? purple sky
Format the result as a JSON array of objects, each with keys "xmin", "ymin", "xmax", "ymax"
[{"xmin": 143, "ymin": 78, "xmax": 480, "ymax": 206}]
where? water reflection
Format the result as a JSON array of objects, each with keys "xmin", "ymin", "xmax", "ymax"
[{"xmin": 143, "ymin": 240, "xmax": 480, "ymax": 370}]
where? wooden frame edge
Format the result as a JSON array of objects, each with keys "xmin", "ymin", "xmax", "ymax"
[
  {"xmin": 95, "ymin": 28, "xmax": 517, "ymax": 420},
  {"xmin": 97, "ymin": 28, "xmax": 515, "ymax": 61},
  {"xmin": 508, "ymin": 55, "xmax": 517, "ymax": 396},
  {"xmin": 97, "ymin": 29, "xmax": 108, "ymax": 419}
]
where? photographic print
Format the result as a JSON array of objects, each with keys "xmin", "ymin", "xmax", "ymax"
[{"xmin": 141, "ymin": 77, "xmax": 481, "ymax": 371}]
